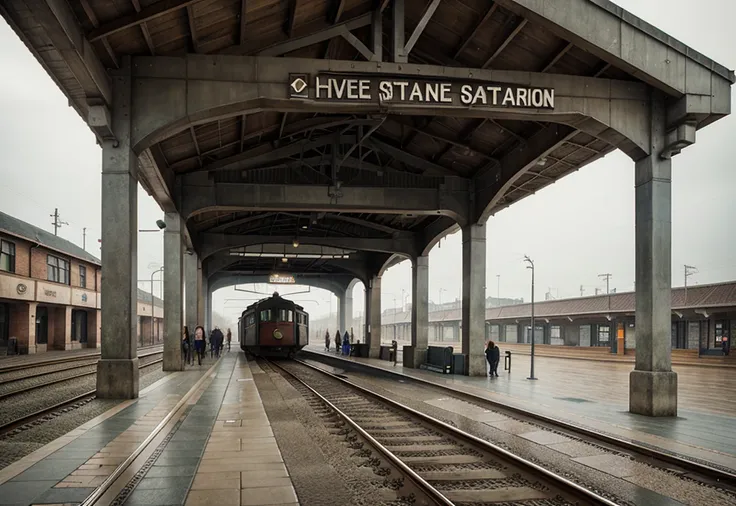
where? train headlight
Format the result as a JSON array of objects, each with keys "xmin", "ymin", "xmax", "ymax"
[{"xmin": 273, "ymin": 329, "xmax": 283, "ymax": 340}]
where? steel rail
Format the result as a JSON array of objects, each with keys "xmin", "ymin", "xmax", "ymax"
[
  {"xmin": 0, "ymin": 345, "xmax": 163, "ymax": 373},
  {"xmin": 0, "ymin": 352, "xmax": 164, "ymax": 401},
  {"xmin": 266, "ymin": 358, "xmax": 453, "ymax": 506},
  {"xmin": 301, "ymin": 349, "xmax": 736, "ymax": 486},
  {"xmin": 0, "ymin": 358, "xmax": 163, "ymax": 435},
  {"xmin": 287, "ymin": 357, "xmax": 620, "ymax": 506}
]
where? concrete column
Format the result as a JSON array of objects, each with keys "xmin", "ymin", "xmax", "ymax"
[
  {"xmin": 461, "ymin": 224, "xmax": 487, "ymax": 376},
  {"xmin": 338, "ymin": 293, "xmax": 347, "ymax": 332},
  {"xmin": 10, "ymin": 302, "xmax": 37, "ymax": 354},
  {"xmin": 184, "ymin": 251, "xmax": 198, "ymax": 333},
  {"xmin": 97, "ymin": 58, "xmax": 139, "ymax": 399},
  {"xmin": 363, "ymin": 285, "xmax": 371, "ymax": 347},
  {"xmin": 406, "ymin": 255, "xmax": 429, "ymax": 368},
  {"xmin": 205, "ymin": 287, "xmax": 212, "ymax": 332},
  {"xmin": 630, "ymin": 96, "xmax": 677, "ymax": 417},
  {"xmin": 164, "ymin": 213, "xmax": 184, "ymax": 371},
  {"xmin": 197, "ymin": 261, "xmax": 205, "ymax": 325},
  {"xmin": 344, "ymin": 289, "xmax": 353, "ymax": 334},
  {"xmin": 368, "ymin": 275, "xmax": 381, "ymax": 358}
]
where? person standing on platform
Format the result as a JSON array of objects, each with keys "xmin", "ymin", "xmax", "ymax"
[
  {"xmin": 226, "ymin": 328, "xmax": 232, "ymax": 352},
  {"xmin": 335, "ymin": 330, "xmax": 342, "ymax": 353},
  {"xmin": 325, "ymin": 330, "xmax": 331, "ymax": 351},
  {"xmin": 343, "ymin": 330, "xmax": 350, "ymax": 355},
  {"xmin": 182, "ymin": 326, "xmax": 192, "ymax": 366},
  {"xmin": 486, "ymin": 341, "xmax": 500, "ymax": 377},
  {"xmin": 350, "ymin": 327, "xmax": 354, "ymax": 344},
  {"xmin": 211, "ymin": 327, "xmax": 224, "ymax": 358},
  {"xmin": 723, "ymin": 335, "xmax": 730, "ymax": 356},
  {"xmin": 194, "ymin": 326, "xmax": 206, "ymax": 366}
]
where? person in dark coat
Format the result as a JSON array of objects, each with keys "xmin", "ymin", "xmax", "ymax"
[
  {"xmin": 485, "ymin": 341, "xmax": 500, "ymax": 377},
  {"xmin": 335, "ymin": 330, "xmax": 342, "ymax": 353},
  {"xmin": 723, "ymin": 336, "xmax": 730, "ymax": 356},
  {"xmin": 343, "ymin": 330, "xmax": 350, "ymax": 355},
  {"xmin": 182, "ymin": 326, "xmax": 192, "ymax": 366},
  {"xmin": 325, "ymin": 330, "xmax": 331, "ymax": 351}
]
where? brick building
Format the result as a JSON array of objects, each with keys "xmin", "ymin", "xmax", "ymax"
[{"xmin": 0, "ymin": 211, "xmax": 163, "ymax": 353}]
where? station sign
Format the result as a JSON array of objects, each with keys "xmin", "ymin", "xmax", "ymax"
[
  {"xmin": 269, "ymin": 274, "xmax": 296, "ymax": 284},
  {"xmin": 288, "ymin": 73, "xmax": 554, "ymax": 109}
]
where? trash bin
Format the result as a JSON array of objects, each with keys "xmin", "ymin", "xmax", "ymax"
[
  {"xmin": 504, "ymin": 350, "xmax": 512, "ymax": 372},
  {"xmin": 7, "ymin": 337, "xmax": 18, "ymax": 356}
]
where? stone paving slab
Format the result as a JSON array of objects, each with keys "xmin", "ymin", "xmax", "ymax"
[
  {"xmin": 302, "ymin": 346, "xmax": 736, "ymax": 471},
  {"xmin": 0, "ymin": 362, "xmax": 213, "ymax": 506}
]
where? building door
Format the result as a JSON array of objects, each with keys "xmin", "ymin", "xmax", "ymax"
[
  {"xmin": 71, "ymin": 310, "xmax": 88, "ymax": 344},
  {"xmin": 0, "ymin": 303, "xmax": 8, "ymax": 348},
  {"xmin": 36, "ymin": 307, "xmax": 48, "ymax": 344}
]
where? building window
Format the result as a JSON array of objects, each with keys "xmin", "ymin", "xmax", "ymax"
[
  {"xmin": 597, "ymin": 324, "xmax": 610, "ymax": 346},
  {"xmin": 0, "ymin": 240, "xmax": 15, "ymax": 273},
  {"xmin": 47, "ymin": 255, "xmax": 70, "ymax": 284},
  {"xmin": 79, "ymin": 265, "xmax": 87, "ymax": 288}
]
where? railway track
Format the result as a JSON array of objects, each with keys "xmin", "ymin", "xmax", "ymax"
[
  {"xmin": 265, "ymin": 358, "xmax": 619, "ymax": 506},
  {"xmin": 300, "ymin": 351, "xmax": 736, "ymax": 490},
  {"xmin": 0, "ymin": 353, "xmax": 163, "ymax": 436},
  {"xmin": 0, "ymin": 349, "xmax": 163, "ymax": 401},
  {"xmin": 0, "ymin": 345, "xmax": 163, "ymax": 374}
]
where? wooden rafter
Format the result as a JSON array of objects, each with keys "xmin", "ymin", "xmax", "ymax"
[
  {"xmin": 454, "ymin": 3, "xmax": 497, "ymax": 59},
  {"xmin": 404, "ymin": 0, "xmax": 442, "ymax": 55},
  {"xmin": 541, "ymin": 42, "xmax": 573, "ymax": 73},
  {"xmin": 88, "ymin": 0, "xmax": 201, "ymax": 41},
  {"xmin": 78, "ymin": 0, "xmax": 120, "ymax": 67},
  {"xmin": 187, "ymin": 5, "xmax": 200, "ymax": 53},
  {"xmin": 239, "ymin": 0, "xmax": 247, "ymax": 44},
  {"xmin": 482, "ymin": 18, "xmax": 527, "ymax": 69},
  {"xmin": 286, "ymin": 0, "xmax": 299, "ymax": 37},
  {"xmin": 130, "ymin": 0, "xmax": 156, "ymax": 55}
]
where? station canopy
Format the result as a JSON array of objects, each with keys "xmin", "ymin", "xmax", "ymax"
[{"xmin": 3, "ymin": 0, "xmax": 732, "ymax": 280}]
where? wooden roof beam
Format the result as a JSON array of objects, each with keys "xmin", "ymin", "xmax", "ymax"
[
  {"xmin": 239, "ymin": 0, "xmax": 247, "ymax": 44},
  {"xmin": 454, "ymin": 3, "xmax": 497, "ymax": 59},
  {"xmin": 78, "ymin": 0, "xmax": 120, "ymax": 67},
  {"xmin": 88, "ymin": 0, "xmax": 201, "ymax": 41},
  {"xmin": 482, "ymin": 18, "xmax": 528, "ymax": 69},
  {"xmin": 364, "ymin": 138, "xmax": 457, "ymax": 176},
  {"xmin": 340, "ymin": 26, "xmax": 377, "ymax": 61},
  {"xmin": 186, "ymin": 5, "xmax": 200, "ymax": 53},
  {"xmin": 326, "ymin": 214, "xmax": 401, "ymax": 235},
  {"xmin": 286, "ymin": 0, "xmax": 299, "ymax": 37},
  {"xmin": 541, "ymin": 42, "xmax": 573, "ymax": 73},
  {"xmin": 394, "ymin": 120, "xmax": 498, "ymax": 163},
  {"xmin": 257, "ymin": 13, "xmax": 372, "ymax": 56},
  {"xmin": 130, "ymin": 0, "xmax": 156, "ymax": 55},
  {"xmin": 404, "ymin": 0, "xmax": 442, "ymax": 56}
]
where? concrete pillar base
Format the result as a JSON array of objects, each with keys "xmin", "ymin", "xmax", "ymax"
[
  {"xmin": 403, "ymin": 346, "xmax": 426, "ymax": 369},
  {"xmin": 629, "ymin": 370, "xmax": 677, "ymax": 416},
  {"xmin": 468, "ymin": 352, "xmax": 487, "ymax": 376},
  {"xmin": 96, "ymin": 359, "xmax": 139, "ymax": 399}
]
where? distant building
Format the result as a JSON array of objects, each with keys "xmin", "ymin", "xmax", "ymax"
[{"xmin": 0, "ymin": 211, "xmax": 163, "ymax": 353}]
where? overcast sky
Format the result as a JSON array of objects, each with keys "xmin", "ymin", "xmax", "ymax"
[{"xmin": 0, "ymin": 0, "xmax": 733, "ymax": 326}]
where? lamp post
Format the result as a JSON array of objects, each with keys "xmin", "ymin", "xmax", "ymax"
[
  {"xmin": 150, "ymin": 266, "xmax": 164, "ymax": 345},
  {"xmin": 140, "ymin": 220, "xmax": 167, "ymax": 346},
  {"xmin": 523, "ymin": 255, "xmax": 537, "ymax": 380}
]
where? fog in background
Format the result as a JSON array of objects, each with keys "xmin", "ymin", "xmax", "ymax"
[{"xmin": 0, "ymin": 0, "xmax": 733, "ymax": 325}]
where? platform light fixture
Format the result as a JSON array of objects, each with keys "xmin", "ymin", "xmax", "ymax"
[
  {"xmin": 281, "ymin": 257, "xmax": 288, "ymax": 263},
  {"xmin": 292, "ymin": 238, "xmax": 300, "ymax": 248},
  {"xmin": 523, "ymin": 255, "xmax": 537, "ymax": 381}
]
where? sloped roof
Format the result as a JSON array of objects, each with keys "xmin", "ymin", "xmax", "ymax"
[
  {"xmin": 137, "ymin": 288, "xmax": 164, "ymax": 308},
  {"xmin": 379, "ymin": 280, "xmax": 736, "ymax": 324},
  {"xmin": 0, "ymin": 211, "xmax": 100, "ymax": 265}
]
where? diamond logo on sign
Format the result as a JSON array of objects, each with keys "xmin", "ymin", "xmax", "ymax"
[{"xmin": 289, "ymin": 74, "xmax": 308, "ymax": 99}]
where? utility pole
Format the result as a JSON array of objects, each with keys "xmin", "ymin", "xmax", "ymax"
[
  {"xmin": 496, "ymin": 274, "xmax": 500, "ymax": 304},
  {"xmin": 50, "ymin": 208, "xmax": 68, "ymax": 236},
  {"xmin": 684, "ymin": 265, "xmax": 697, "ymax": 303},
  {"xmin": 83, "ymin": 228, "xmax": 86, "ymax": 250},
  {"xmin": 580, "ymin": 285, "xmax": 585, "ymax": 297},
  {"xmin": 598, "ymin": 273, "xmax": 612, "ymax": 294}
]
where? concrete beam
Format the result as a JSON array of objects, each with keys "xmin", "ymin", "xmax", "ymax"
[
  {"xmin": 198, "ymin": 233, "xmax": 418, "ymax": 259},
  {"xmin": 498, "ymin": 0, "xmax": 734, "ymax": 96},
  {"xmin": 207, "ymin": 273, "xmax": 355, "ymax": 301},
  {"xmin": 128, "ymin": 55, "xmax": 652, "ymax": 161},
  {"xmin": 179, "ymin": 175, "xmax": 470, "ymax": 225}
]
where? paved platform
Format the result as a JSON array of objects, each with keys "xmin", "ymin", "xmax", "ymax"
[
  {"xmin": 302, "ymin": 345, "xmax": 736, "ymax": 472},
  {"xmin": 0, "ymin": 352, "xmax": 298, "ymax": 506}
]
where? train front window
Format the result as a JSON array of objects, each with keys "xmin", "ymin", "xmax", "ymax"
[
  {"xmin": 278, "ymin": 309, "xmax": 293, "ymax": 322},
  {"xmin": 259, "ymin": 310, "xmax": 272, "ymax": 322}
]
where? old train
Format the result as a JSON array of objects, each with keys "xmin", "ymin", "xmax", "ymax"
[{"xmin": 238, "ymin": 292, "xmax": 309, "ymax": 357}]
